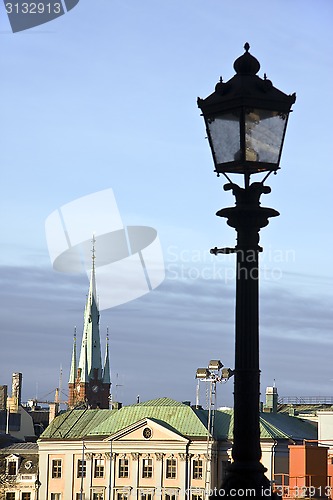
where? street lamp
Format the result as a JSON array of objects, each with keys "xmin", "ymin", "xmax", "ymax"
[{"xmin": 197, "ymin": 44, "xmax": 295, "ymax": 498}]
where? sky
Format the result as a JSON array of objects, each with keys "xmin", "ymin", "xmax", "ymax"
[{"xmin": 0, "ymin": 0, "xmax": 332, "ymax": 409}]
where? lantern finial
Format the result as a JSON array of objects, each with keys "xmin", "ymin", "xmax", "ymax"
[{"xmin": 233, "ymin": 43, "xmax": 260, "ymax": 75}]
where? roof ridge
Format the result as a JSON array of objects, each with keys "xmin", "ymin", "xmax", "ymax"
[{"xmin": 128, "ymin": 397, "xmax": 186, "ymax": 407}]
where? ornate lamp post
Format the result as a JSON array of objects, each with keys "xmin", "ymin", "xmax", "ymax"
[{"xmin": 197, "ymin": 44, "xmax": 295, "ymax": 497}]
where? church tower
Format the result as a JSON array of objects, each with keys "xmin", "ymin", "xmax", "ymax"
[{"xmin": 68, "ymin": 244, "xmax": 111, "ymax": 409}]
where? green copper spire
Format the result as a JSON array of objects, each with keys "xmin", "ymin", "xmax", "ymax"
[
  {"xmin": 77, "ymin": 237, "xmax": 103, "ymax": 381},
  {"xmin": 68, "ymin": 329, "xmax": 77, "ymax": 384},
  {"xmin": 102, "ymin": 332, "xmax": 111, "ymax": 385},
  {"xmin": 80, "ymin": 333, "xmax": 89, "ymax": 384}
]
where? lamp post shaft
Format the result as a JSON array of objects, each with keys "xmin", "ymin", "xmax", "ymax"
[
  {"xmin": 234, "ymin": 243, "xmax": 261, "ymax": 464},
  {"xmin": 214, "ymin": 182, "xmax": 279, "ymax": 497}
]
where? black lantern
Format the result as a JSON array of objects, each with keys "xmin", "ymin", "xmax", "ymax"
[{"xmin": 197, "ymin": 43, "xmax": 296, "ymax": 179}]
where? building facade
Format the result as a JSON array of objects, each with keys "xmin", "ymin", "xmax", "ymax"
[
  {"xmin": 0, "ymin": 440, "xmax": 39, "ymax": 500},
  {"xmin": 38, "ymin": 397, "xmax": 317, "ymax": 500},
  {"xmin": 39, "ymin": 399, "xmax": 224, "ymax": 500}
]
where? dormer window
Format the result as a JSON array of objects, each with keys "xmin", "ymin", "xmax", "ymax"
[{"xmin": 6, "ymin": 455, "xmax": 20, "ymax": 476}]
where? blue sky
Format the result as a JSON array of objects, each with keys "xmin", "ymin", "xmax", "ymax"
[{"xmin": 0, "ymin": 0, "xmax": 332, "ymax": 408}]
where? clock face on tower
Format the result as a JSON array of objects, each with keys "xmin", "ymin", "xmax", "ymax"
[{"xmin": 92, "ymin": 385, "xmax": 99, "ymax": 393}]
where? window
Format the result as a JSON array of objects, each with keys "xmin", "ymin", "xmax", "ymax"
[
  {"xmin": 117, "ymin": 494, "xmax": 128, "ymax": 500},
  {"xmin": 165, "ymin": 495, "xmax": 177, "ymax": 500},
  {"xmin": 52, "ymin": 459, "xmax": 62, "ymax": 478},
  {"xmin": 22, "ymin": 494, "xmax": 31, "ymax": 500},
  {"xmin": 5, "ymin": 494, "xmax": 15, "ymax": 500},
  {"xmin": 141, "ymin": 495, "xmax": 152, "ymax": 500},
  {"xmin": 93, "ymin": 494, "xmax": 104, "ymax": 500},
  {"xmin": 94, "ymin": 458, "xmax": 104, "ymax": 478},
  {"xmin": 192, "ymin": 460, "xmax": 203, "ymax": 479},
  {"xmin": 7, "ymin": 461, "xmax": 17, "ymax": 475},
  {"xmin": 166, "ymin": 458, "xmax": 177, "ymax": 479},
  {"xmin": 76, "ymin": 494, "xmax": 85, "ymax": 500},
  {"xmin": 51, "ymin": 495, "xmax": 61, "ymax": 500},
  {"xmin": 192, "ymin": 496, "xmax": 203, "ymax": 500},
  {"xmin": 119, "ymin": 458, "xmax": 129, "ymax": 478},
  {"xmin": 142, "ymin": 458, "xmax": 153, "ymax": 478},
  {"xmin": 77, "ymin": 459, "xmax": 86, "ymax": 478}
]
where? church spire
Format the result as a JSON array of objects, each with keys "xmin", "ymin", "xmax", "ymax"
[
  {"xmin": 77, "ymin": 236, "xmax": 102, "ymax": 380},
  {"xmin": 103, "ymin": 330, "xmax": 111, "ymax": 385},
  {"xmin": 68, "ymin": 329, "xmax": 77, "ymax": 384},
  {"xmin": 68, "ymin": 236, "xmax": 110, "ymax": 409},
  {"xmin": 80, "ymin": 333, "xmax": 89, "ymax": 383}
]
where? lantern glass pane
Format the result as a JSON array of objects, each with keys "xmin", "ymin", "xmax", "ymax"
[
  {"xmin": 245, "ymin": 109, "xmax": 287, "ymax": 165},
  {"xmin": 207, "ymin": 112, "xmax": 240, "ymax": 164}
]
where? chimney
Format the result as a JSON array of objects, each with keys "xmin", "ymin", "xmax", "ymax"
[
  {"xmin": 0, "ymin": 385, "xmax": 8, "ymax": 411},
  {"xmin": 7, "ymin": 373, "xmax": 22, "ymax": 413},
  {"xmin": 12, "ymin": 373, "xmax": 22, "ymax": 406},
  {"xmin": 264, "ymin": 386, "xmax": 278, "ymax": 413},
  {"xmin": 49, "ymin": 403, "xmax": 59, "ymax": 423}
]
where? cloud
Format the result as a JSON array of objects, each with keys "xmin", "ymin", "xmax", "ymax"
[{"xmin": 0, "ymin": 263, "xmax": 332, "ymax": 407}]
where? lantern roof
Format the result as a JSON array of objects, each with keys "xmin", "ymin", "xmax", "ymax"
[{"xmin": 197, "ymin": 43, "xmax": 296, "ymax": 115}]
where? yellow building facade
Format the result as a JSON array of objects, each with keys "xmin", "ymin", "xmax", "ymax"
[
  {"xmin": 37, "ymin": 397, "xmax": 318, "ymax": 500},
  {"xmin": 38, "ymin": 399, "xmax": 229, "ymax": 500}
]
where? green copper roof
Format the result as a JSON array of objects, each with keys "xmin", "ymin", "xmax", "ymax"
[
  {"xmin": 258, "ymin": 412, "xmax": 317, "ymax": 440},
  {"xmin": 68, "ymin": 334, "xmax": 77, "ymax": 384},
  {"xmin": 40, "ymin": 398, "xmax": 317, "ymax": 442},
  {"xmin": 40, "ymin": 409, "xmax": 115, "ymax": 439},
  {"xmin": 208, "ymin": 409, "xmax": 316, "ymax": 441},
  {"xmin": 91, "ymin": 398, "xmax": 208, "ymax": 437},
  {"xmin": 102, "ymin": 336, "xmax": 111, "ymax": 385},
  {"xmin": 40, "ymin": 398, "xmax": 208, "ymax": 440},
  {"xmin": 77, "ymin": 265, "xmax": 103, "ymax": 381}
]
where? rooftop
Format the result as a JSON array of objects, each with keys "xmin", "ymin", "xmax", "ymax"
[{"xmin": 40, "ymin": 397, "xmax": 317, "ymax": 442}]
